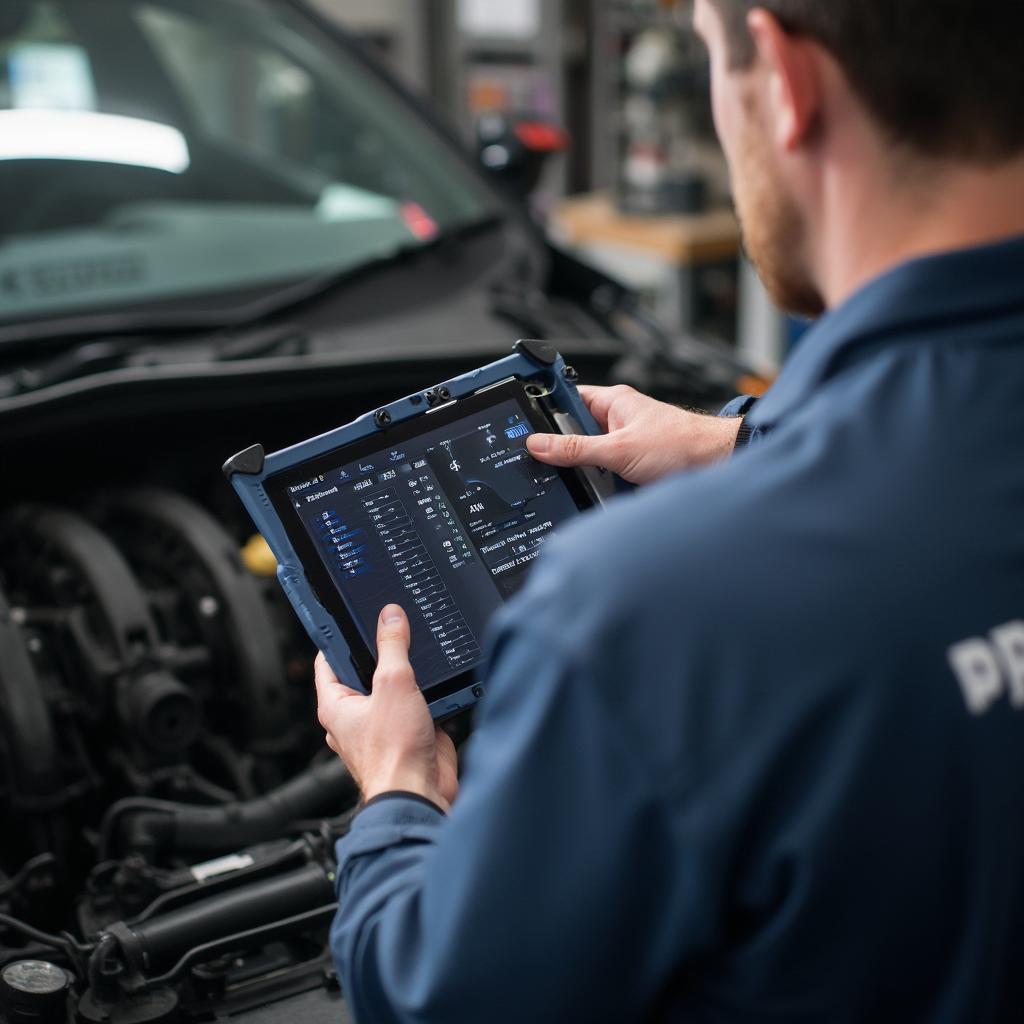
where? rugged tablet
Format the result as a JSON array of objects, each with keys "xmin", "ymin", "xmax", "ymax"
[{"xmin": 224, "ymin": 341, "xmax": 627, "ymax": 720}]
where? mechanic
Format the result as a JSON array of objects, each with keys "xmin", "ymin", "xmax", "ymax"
[{"xmin": 314, "ymin": 0, "xmax": 1024, "ymax": 1020}]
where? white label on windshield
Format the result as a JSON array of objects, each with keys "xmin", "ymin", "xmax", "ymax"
[{"xmin": 9, "ymin": 43, "xmax": 97, "ymax": 111}]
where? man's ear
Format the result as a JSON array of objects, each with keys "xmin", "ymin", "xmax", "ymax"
[{"xmin": 746, "ymin": 9, "xmax": 822, "ymax": 152}]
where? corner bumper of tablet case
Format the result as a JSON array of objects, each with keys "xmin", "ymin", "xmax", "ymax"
[
  {"xmin": 222, "ymin": 443, "xmax": 266, "ymax": 478},
  {"xmin": 222, "ymin": 341, "xmax": 630, "ymax": 720}
]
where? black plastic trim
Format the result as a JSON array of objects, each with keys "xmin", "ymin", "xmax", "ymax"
[
  {"xmin": 223, "ymin": 444, "xmax": 266, "ymax": 479},
  {"xmin": 514, "ymin": 339, "xmax": 558, "ymax": 366}
]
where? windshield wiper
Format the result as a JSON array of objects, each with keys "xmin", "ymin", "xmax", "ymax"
[
  {"xmin": 0, "ymin": 324, "xmax": 319, "ymax": 398},
  {"xmin": 0, "ymin": 216, "xmax": 504, "ymax": 356},
  {"xmin": 0, "ymin": 338, "xmax": 136, "ymax": 398}
]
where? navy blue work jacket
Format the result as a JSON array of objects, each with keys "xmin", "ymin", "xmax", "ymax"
[{"xmin": 331, "ymin": 235, "xmax": 1024, "ymax": 1022}]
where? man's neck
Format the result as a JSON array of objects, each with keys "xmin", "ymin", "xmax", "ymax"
[{"xmin": 815, "ymin": 152, "xmax": 1024, "ymax": 310}]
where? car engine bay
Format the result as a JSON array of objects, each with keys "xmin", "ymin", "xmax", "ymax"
[{"xmin": 0, "ymin": 342, "xmax": 680, "ymax": 1024}]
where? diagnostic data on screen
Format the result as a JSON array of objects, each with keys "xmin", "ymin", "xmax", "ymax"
[{"xmin": 288, "ymin": 397, "xmax": 583, "ymax": 691}]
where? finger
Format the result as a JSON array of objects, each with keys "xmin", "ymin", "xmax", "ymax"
[
  {"xmin": 577, "ymin": 385, "xmax": 616, "ymax": 430},
  {"xmin": 314, "ymin": 652, "xmax": 340, "ymax": 709},
  {"xmin": 374, "ymin": 605, "xmax": 417, "ymax": 692},
  {"xmin": 314, "ymin": 652, "xmax": 363, "ymax": 704},
  {"xmin": 435, "ymin": 726, "xmax": 457, "ymax": 759},
  {"xmin": 526, "ymin": 429, "xmax": 611, "ymax": 470},
  {"xmin": 325, "ymin": 732, "xmax": 339, "ymax": 753}
]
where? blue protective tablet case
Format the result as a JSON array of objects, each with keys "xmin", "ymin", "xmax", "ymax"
[{"xmin": 223, "ymin": 340, "xmax": 628, "ymax": 719}]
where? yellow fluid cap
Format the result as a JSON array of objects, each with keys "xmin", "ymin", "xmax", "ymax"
[{"xmin": 241, "ymin": 534, "xmax": 277, "ymax": 577}]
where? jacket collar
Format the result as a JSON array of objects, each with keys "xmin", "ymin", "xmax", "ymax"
[{"xmin": 747, "ymin": 233, "xmax": 1024, "ymax": 429}]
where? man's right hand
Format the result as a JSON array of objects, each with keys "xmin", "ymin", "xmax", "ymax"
[{"xmin": 526, "ymin": 385, "xmax": 743, "ymax": 486}]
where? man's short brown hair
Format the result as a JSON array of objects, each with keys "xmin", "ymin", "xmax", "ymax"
[{"xmin": 708, "ymin": 1, "xmax": 1024, "ymax": 163}]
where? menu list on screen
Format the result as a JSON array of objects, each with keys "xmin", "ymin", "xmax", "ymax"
[{"xmin": 287, "ymin": 397, "xmax": 582, "ymax": 692}]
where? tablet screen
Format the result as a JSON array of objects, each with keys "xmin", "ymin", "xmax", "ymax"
[{"xmin": 271, "ymin": 381, "xmax": 592, "ymax": 698}]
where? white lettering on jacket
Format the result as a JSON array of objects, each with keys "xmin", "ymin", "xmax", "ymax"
[{"xmin": 948, "ymin": 620, "xmax": 1024, "ymax": 715}]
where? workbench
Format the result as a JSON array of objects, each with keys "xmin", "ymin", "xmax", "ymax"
[{"xmin": 550, "ymin": 191, "xmax": 741, "ymax": 338}]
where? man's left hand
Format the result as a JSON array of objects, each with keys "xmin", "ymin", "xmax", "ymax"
[{"xmin": 314, "ymin": 604, "xmax": 459, "ymax": 812}]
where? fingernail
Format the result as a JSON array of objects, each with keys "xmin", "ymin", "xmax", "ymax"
[
  {"xmin": 527, "ymin": 434, "xmax": 551, "ymax": 455},
  {"xmin": 382, "ymin": 604, "xmax": 404, "ymax": 624}
]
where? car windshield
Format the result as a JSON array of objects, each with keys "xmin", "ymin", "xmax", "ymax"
[{"xmin": 0, "ymin": 0, "xmax": 500, "ymax": 327}]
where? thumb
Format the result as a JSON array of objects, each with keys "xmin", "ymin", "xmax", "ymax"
[
  {"xmin": 374, "ymin": 604, "xmax": 417, "ymax": 692},
  {"xmin": 527, "ymin": 430, "xmax": 610, "ymax": 470}
]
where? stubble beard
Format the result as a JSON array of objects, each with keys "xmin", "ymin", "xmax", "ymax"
[{"xmin": 732, "ymin": 118, "xmax": 827, "ymax": 320}]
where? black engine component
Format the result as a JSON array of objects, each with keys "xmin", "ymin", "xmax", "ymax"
[
  {"xmin": 0, "ymin": 589, "xmax": 63, "ymax": 846},
  {"xmin": 104, "ymin": 759, "xmax": 357, "ymax": 861},
  {"xmin": 0, "ymin": 960, "xmax": 71, "ymax": 1024},
  {"xmin": 72, "ymin": 841, "xmax": 339, "ymax": 1024},
  {"xmin": 0, "ymin": 487, "xmax": 362, "ymax": 1023},
  {"xmin": 93, "ymin": 491, "xmax": 292, "ymax": 762},
  {"xmin": 105, "ymin": 860, "xmax": 334, "ymax": 980},
  {"xmin": 0, "ymin": 505, "xmax": 201, "ymax": 762}
]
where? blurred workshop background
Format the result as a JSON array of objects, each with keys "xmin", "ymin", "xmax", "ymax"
[
  {"xmin": 309, "ymin": 0, "xmax": 790, "ymax": 371},
  {"xmin": 0, "ymin": 0, "xmax": 794, "ymax": 371}
]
